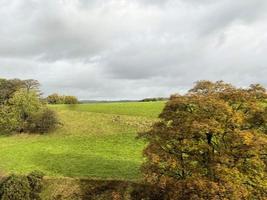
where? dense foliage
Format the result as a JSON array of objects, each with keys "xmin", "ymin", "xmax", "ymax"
[
  {"xmin": 0, "ymin": 172, "xmax": 44, "ymax": 200},
  {"xmin": 0, "ymin": 78, "xmax": 59, "ymax": 134},
  {"xmin": 27, "ymin": 171, "xmax": 45, "ymax": 200},
  {"xmin": 140, "ymin": 81, "xmax": 267, "ymax": 199},
  {"xmin": 0, "ymin": 175, "xmax": 31, "ymax": 200},
  {"xmin": 46, "ymin": 93, "xmax": 78, "ymax": 104}
]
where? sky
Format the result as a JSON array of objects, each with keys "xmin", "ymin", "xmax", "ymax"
[{"xmin": 0, "ymin": 0, "xmax": 267, "ymax": 100}]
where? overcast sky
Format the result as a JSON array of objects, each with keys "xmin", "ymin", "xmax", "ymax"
[{"xmin": 0, "ymin": 0, "xmax": 266, "ymax": 100}]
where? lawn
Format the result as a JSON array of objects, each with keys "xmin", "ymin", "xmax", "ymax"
[{"xmin": 0, "ymin": 101, "xmax": 165, "ymax": 180}]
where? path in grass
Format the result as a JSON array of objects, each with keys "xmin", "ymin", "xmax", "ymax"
[{"xmin": 0, "ymin": 102, "xmax": 165, "ymax": 180}]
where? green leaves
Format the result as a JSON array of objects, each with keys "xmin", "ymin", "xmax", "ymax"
[{"xmin": 0, "ymin": 78, "xmax": 59, "ymax": 135}]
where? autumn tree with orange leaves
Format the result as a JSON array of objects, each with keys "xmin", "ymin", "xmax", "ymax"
[{"xmin": 140, "ymin": 81, "xmax": 267, "ymax": 200}]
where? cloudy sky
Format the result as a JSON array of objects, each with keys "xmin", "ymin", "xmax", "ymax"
[{"xmin": 0, "ymin": 0, "xmax": 267, "ymax": 100}]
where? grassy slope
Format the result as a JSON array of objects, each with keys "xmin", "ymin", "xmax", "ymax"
[
  {"xmin": 0, "ymin": 101, "xmax": 165, "ymax": 180},
  {"xmin": 50, "ymin": 101, "xmax": 164, "ymax": 118}
]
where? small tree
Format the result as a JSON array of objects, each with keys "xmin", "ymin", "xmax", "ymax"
[
  {"xmin": 64, "ymin": 95, "xmax": 78, "ymax": 104},
  {"xmin": 8, "ymin": 89, "xmax": 41, "ymax": 132},
  {"xmin": 0, "ymin": 88, "xmax": 59, "ymax": 134},
  {"xmin": 46, "ymin": 94, "xmax": 78, "ymax": 104},
  {"xmin": 0, "ymin": 78, "xmax": 25, "ymax": 104},
  {"xmin": 0, "ymin": 78, "xmax": 59, "ymax": 135},
  {"xmin": 46, "ymin": 93, "xmax": 63, "ymax": 104},
  {"xmin": 23, "ymin": 79, "xmax": 41, "ymax": 96},
  {"xmin": 140, "ymin": 81, "xmax": 267, "ymax": 199}
]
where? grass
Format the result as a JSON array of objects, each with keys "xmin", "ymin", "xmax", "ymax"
[
  {"xmin": 0, "ymin": 101, "xmax": 165, "ymax": 180},
  {"xmin": 50, "ymin": 101, "xmax": 166, "ymax": 118}
]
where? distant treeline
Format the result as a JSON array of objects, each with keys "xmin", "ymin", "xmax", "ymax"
[
  {"xmin": 139, "ymin": 97, "xmax": 168, "ymax": 102},
  {"xmin": 79, "ymin": 98, "xmax": 169, "ymax": 104},
  {"xmin": 79, "ymin": 100, "xmax": 139, "ymax": 104}
]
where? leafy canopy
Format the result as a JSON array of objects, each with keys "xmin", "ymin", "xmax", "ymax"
[
  {"xmin": 0, "ymin": 78, "xmax": 59, "ymax": 134},
  {"xmin": 140, "ymin": 80, "xmax": 267, "ymax": 199}
]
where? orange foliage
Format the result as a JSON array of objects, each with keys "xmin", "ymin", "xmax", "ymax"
[{"xmin": 140, "ymin": 81, "xmax": 267, "ymax": 199}]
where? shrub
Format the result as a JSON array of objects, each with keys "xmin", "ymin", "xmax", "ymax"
[
  {"xmin": 64, "ymin": 96, "xmax": 78, "ymax": 104},
  {"xmin": 27, "ymin": 171, "xmax": 44, "ymax": 200},
  {"xmin": 0, "ymin": 174, "xmax": 31, "ymax": 200},
  {"xmin": 26, "ymin": 108, "xmax": 59, "ymax": 133},
  {"xmin": 46, "ymin": 94, "xmax": 78, "ymax": 104},
  {"xmin": 46, "ymin": 93, "xmax": 64, "ymax": 104},
  {"xmin": 0, "ymin": 105, "xmax": 19, "ymax": 134},
  {"xmin": 0, "ymin": 172, "xmax": 44, "ymax": 200}
]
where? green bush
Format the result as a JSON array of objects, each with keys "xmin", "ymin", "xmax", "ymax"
[
  {"xmin": 0, "ymin": 172, "xmax": 44, "ymax": 200},
  {"xmin": 27, "ymin": 171, "xmax": 44, "ymax": 200},
  {"xmin": 64, "ymin": 96, "xmax": 79, "ymax": 104},
  {"xmin": 26, "ymin": 108, "xmax": 59, "ymax": 133},
  {"xmin": 0, "ymin": 174, "xmax": 31, "ymax": 200},
  {"xmin": 46, "ymin": 94, "xmax": 78, "ymax": 104}
]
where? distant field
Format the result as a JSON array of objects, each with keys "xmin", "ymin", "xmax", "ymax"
[
  {"xmin": 0, "ymin": 101, "xmax": 165, "ymax": 180},
  {"xmin": 51, "ymin": 101, "xmax": 166, "ymax": 118}
]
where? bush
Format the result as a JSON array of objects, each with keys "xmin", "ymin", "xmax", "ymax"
[
  {"xmin": 46, "ymin": 93, "xmax": 64, "ymax": 104},
  {"xmin": 0, "ymin": 105, "xmax": 19, "ymax": 134},
  {"xmin": 64, "ymin": 96, "xmax": 78, "ymax": 104},
  {"xmin": 0, "ymin": 172, "xmax": 44, "ymax": 200},
  {"xmin": 26, "ymin": 108, "xmax": 59, "ymax": 133},
  {"xmin": 27, "ymin": 171, "xmax": 44, "ymax": 200},
  {"xmin": 0, "ymin": 174, "xmax": 31, "ymax": 200},
  {"xmin": 46, "ymin": 94, "xmax": 78, "ymax": 104}
]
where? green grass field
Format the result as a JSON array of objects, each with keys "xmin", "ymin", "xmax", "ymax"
[
  {"xmin": 50, "ymin": 101, "xmax": 165, "ymax": 118},
  {"xmin": 0, "ymin": 101, "xmax": 165, "ymax": 180}
]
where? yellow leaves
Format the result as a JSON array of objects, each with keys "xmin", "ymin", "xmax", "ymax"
[
  {"xmin": 151, "ymin": 153, "xmax": 160, "ymax": 164},
  {"xmin": 141, "ymin": 81, "xmax": 267, "ymax": 199},
  {"xmin": 239, "ymin": 131, "xmax": 254, "ymax": 146}
]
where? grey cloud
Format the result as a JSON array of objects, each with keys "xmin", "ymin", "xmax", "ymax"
[{"xmin": 0, "ymin": 0, "xmax": 266, "ymax": 100}]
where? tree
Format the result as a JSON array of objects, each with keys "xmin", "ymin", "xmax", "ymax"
[
  {"xmin": 46, "ymin": 94, "xmax": 78, "ymax": 104},
  {"xmin": 46, "ymin": 93, "xmax": 63, "ymax": 104},
  {"xmin": 8, "ymin": 89, "xmax": 42, "ymax": 132},
  {"xmin": 0, "ymin": 78, "xmax": 59, "ymax": 134},
  {"xmin": 0, "ymin": 78, "xmax": 25, "ymax": 104},
  {"xmin": 0, "ymin": 104, "xmax": 19, "ymax": 133},
  {"xmin": 64, "ymin": 95, "xmax": 78, "ymax": 104},
  {"xmin": 0, "ymin": 78, "xmax": 41, "ymax": 104},
  {"xmin": 23, "ymin": 79, "xmax": 41, "ymax": 95},
  {"xmin": 140, "ymin": 81, "xmax": 267, "ymax": 199}
]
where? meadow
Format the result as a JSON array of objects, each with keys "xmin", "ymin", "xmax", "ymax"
[{"xmin": 0, "ymin": 101, "xmax": 165, "ymax": 181}]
